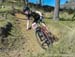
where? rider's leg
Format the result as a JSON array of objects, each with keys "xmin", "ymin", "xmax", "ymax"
[
  {"xmin": 41, "ymin": 22, "xmax": 46, "ymax": 27},
  {"xmin": 39, "ymin": 16, "xmax": 48, "ymax": 30},
  {"xmin": 41, "ymin": 22, "xmax": 48, "ymax": 31},
  {"xmin": 32, "ymin": 22, "xmax": 38, "ymax": 30}
]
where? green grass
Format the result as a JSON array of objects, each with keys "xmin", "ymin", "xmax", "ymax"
[
  {"xmin": 39, "ymin": 19, "xmax": 75, "ymax": 57},
  {"xmin": 0, "ymin": 6, "xmax": 75, "ymax": 57},
  {"xmin": 0, "ymin": 14, "xmax": 25, "ymax": 52},
  {"xmin": 0, "ymin": 20, "xmax": 8, "ymax": 27},
  {"xmin": 26, "ymin": 19, "xmax": 75, "ymax": 57}
]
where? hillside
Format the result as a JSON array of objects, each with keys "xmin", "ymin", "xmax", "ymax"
[
  {"xmin": 0, "ymin": 11, "xmax": 75, "ymax": 57},
  {"xmin": 0, "ymin": 1, "xmax": 75, "ymax": 57}
]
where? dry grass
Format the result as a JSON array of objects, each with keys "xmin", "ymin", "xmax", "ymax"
[{"xmin": 0, "ymin": 12, "xmax": 75, "ymax": 57}]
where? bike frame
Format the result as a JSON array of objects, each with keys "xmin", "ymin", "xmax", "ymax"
[{"xmin": 40, "ymin": 26, "xmax": 49, "ymax": 37}]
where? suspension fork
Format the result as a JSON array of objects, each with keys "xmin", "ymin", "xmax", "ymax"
[{"xmin": 41, "ymin": 26, "xmax": 48, "ymax": 36}]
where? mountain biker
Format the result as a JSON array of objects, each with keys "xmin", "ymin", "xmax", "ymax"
[{"xmin": 23, "ymin": 6, "xmax": 47, "ymax": 30}]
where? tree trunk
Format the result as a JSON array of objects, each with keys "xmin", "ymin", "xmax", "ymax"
[
  {"xmin": 23, "ymin": 0, "xmax": 28, "ymax": 6},
  {"xmin": 26, "ymin": 0, "xmax": 28, "ymax": 6},
  {"xmin": 2, "ymin": 0, "xmax": 5, "ymax": 3},
  {"xmin": 23, "ymin": 0, "xmax": 25, "ymax": 5},
  {"xmin": 53, "ymin": 0, "xmax": 60, "ymax": 21},
  {"xmin": 39, "ymin": 0, "xmax": 42, "ymax": 6}
]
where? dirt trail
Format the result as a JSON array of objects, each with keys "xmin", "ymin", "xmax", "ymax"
[{"xmin": 15, "ymin": 13, "xmax": 45, "ymax": 54}]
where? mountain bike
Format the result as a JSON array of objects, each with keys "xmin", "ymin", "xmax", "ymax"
[{"xmin": 34, "ymin": 23, "xmax": 54, "ymax": 49}]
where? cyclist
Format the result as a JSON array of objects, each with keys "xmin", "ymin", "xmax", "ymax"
[{"xmin": 23, "ymin": 6, "xmax": 47, "ymax": 30}]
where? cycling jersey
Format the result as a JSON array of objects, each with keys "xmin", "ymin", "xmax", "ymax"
[{"xmin": 31, "ymin": 11, "xmax": 44, "ymax": 23}]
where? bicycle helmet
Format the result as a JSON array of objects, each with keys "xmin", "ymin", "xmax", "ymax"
[{"xmin": 23, "ymin": 6, "xmax": 30, "ymax": 12}]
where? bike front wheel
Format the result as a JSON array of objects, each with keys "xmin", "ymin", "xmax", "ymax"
[{"xmin": 35, "ymin": 27, "xmax": 52, "ymax": 49}]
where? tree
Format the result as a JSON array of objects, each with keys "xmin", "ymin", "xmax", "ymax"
[
  {"xmin": 26, "ymin": 0, "xmax": 28, "ymax": 6},
  {"xmin": 68, "ymin": 0, "xmax": 75, "ymax": 2},
  {"xmin": 22, "ymin": 0, "xmax": 28, "ymax": 6},
  {"xmin": 66, "ymin": 1, "xmax": 69, "ymax": 3},
  {"xmin": 39, "ymin": 0, "xmax": 42, "ymax": 6},
  {"xmin": 2, "ymin": 0, "xmax": 6, "ymax": 3},
  {"xmin": 23, "ymin": 0, "xmax": 25, "ymax": 5},
  {"xmin": 53, "ymin": 0, "xmax": 60, "ymax": 21}
]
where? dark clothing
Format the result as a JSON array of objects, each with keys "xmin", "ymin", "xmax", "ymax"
[
  {"xmin": 23, "ymin": 6, "xmax": 30, "ymax": 12},
  {"xmin": 23, "ymin": 6, "xmax": 44, "ymax": 23},
  {"xmin": 31, "ymin": 12, "xmax": 40, "ymax": 22},
  {"xmin": 25, "ymin": 13, "xmax": 31, "ymax": 19},
  {"xmin": 31, "ymin": 12, "xmax": 43, "ymax": 23}
]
